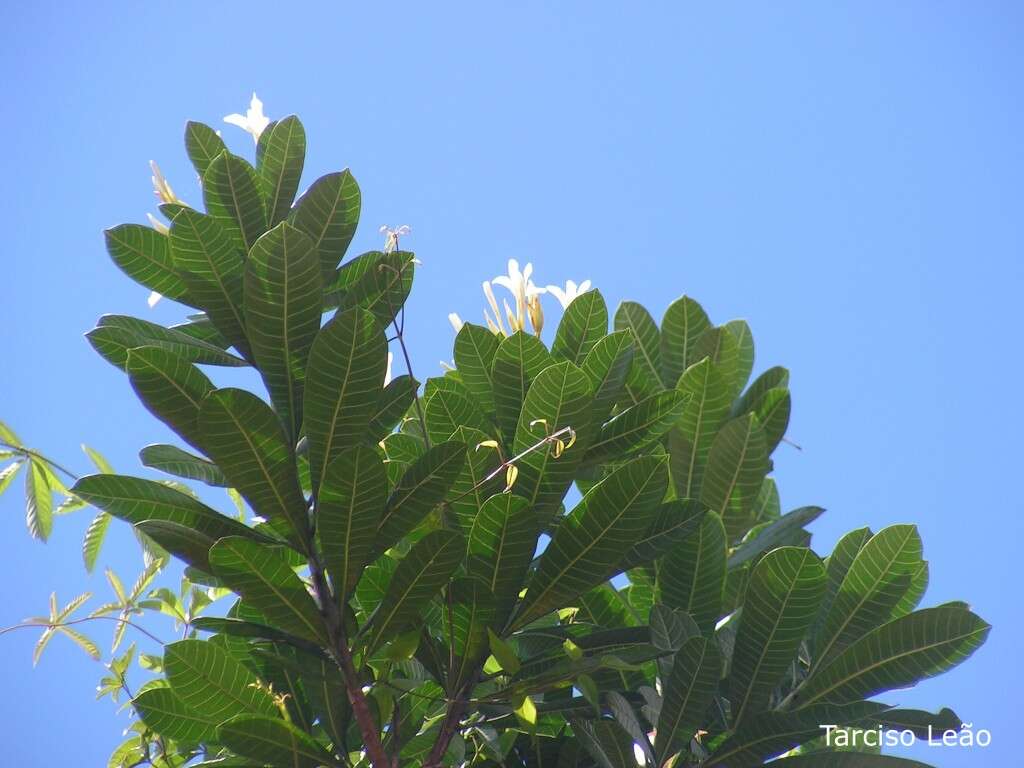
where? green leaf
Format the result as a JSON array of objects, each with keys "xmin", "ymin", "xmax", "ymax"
[
  {"xmin": 71, "ymin": 474, "xmax": 259, "ymax": 569},
  {"xmin": 104, "ymin": 224, "xmax": 191, "ymax": 304},
  {"xmin": 82, "ymin": 510, "xmax": 112, "ymax": 572},
  {"xmin": 25, "ymin": 458, "xmax": 53, "ymax": 541},
  {"xmin": 814, "ymin": 525, "xmax": 923, "ymax": 667},
  {"xmin": 184, "ymin": 121, "xmax": 228, "ymax": 178},
  {"xmin": 466, "ymin": 494, "xmax": 538, "ymax": 628},
  {"xmin": 367, "ymin": 374, "xmax": 419, "ymax": 442},
  {"xmin": 735, "ymin": 365, "xmax": 790, "ymax": 416},
  {"xmin": 723, "ymin": 319, "xmax": 755, "ymax": 395},
  {"xmin": 619, "ymin": 499, "xmax": 705, "ymax": 571},
  {"xmin": 289, "ymin": 170, "xmax": 361, "ymax": 280},
  {"xmin": 125, "ymin": 346, "xmax": 214, "ymax": 450},
  {"xmin": 729, "ymin": 506, "xmax": 825, "ymax": 570},
  {"xmin": 614, "ymin": 301, "xmax": 662, "ymax": 402},
  {"xmin": 813, "ymin": 527, "xmax": 872, "ymax": 649},
  {"xmin": 139, "ymin": 444, "xmax": 229, "ymax": 487},
  {"xmin": 244, "ymin": 222, "xmax": 323, "ymax": 440},
  {"xmin": 515, "ymin": 455, "xmax": 668, "ymax": 629},
  {"xmin": 168, "ymin": 208, "xmax": 249, "ymax": 356},
  {"xmin": 693, "ymin": 325, "xmax": 741, "ymax": 399},
  {"xmin": 318, "ymin": 445, "xmax": 387, "ymax": 598},
  {"xmin": 796, "ymin": 605, "xmax": 989, "ymax": 708},
  {"xmin": 699, "ymin": 413, "xmax": 770, "ymax": 540},
  {"xmin": 304, "ymin": 308, "xmax": 387, "ymax": 492},
  {"xmin": 659, "ymin": 512, "xmax": 726, "ymax": 634},
  {"xmin": 586, "ymin": 389, "xmax": 688, "ymax": 463},
  {"xmin": 669, "ymin": 357, "xmax": 733, "ymax": 499},
  {"xmin": 376, "ymin": 440, "xmax": 466, "ymax": 553},
  {"xmin": 424, "ymin": 387, "xmax": 490, "ymax": 445},
  {"xmin": 209, "ymin": 537, "xmax": 327, "ymax": 645},
  {"xmin": 867, "ymin": 707, "xmax": 961, "ymax": 739},
  {"xmin": 751, "ymin": 386, "xmax": 790, "ymax": 455},
  {"xmin": 446, "ymin": 577, "xmax": 497, "ymax": 689},
  {"xmin": 87, "ymin": 315, "xmax": 246, "ymax": 368},
  {"xmin": 892, "ymin": 560, "xmax": 929, "ymax": 619},
  {"xmin": 199, "ymin": 388, "xmax": 308, "ymax": 545},
  {"xmin": 730, "ymin": 547, "xmax": 826, "ymax": 727},
  {"xmin": 0, "ymin": 461, "xmax": 22, "ymax": 496},
  {"xmin": 573, "ymin": 719, "xmax": 639, "ymax": 768},
  {"xmin": 512, "ymin": 361, "xmax": 594, "ymax": 520},
  {"xmin": 654, "ymin": 636, "xmax": 721, "ymax": 765},
  {"xmin": 491, "ymin": 331, "xmax": 555, "ymax": 445},
  {"xmin": 704, "ymin": 701, "xmax": 889, "ymax": 768},
  {"xmin": 219, "ymin": 715, "xmax": 336, "ymax": 768},
  {"xmin": 203, "ymin": 151, "xmax": 267, "ymax": 253},
  {"xmin": 581, "ymin": 330, "xmax": 635, "ymax": 423},
  {"xmin": 257, "ymin": 116, "xmax": 306, "ymax": 226},
  {"xmin": 552, "ymin": 290, "xmax": 608, "ymax": 365},
  {"xmin": 487, "ymin": 628, "xmax": 521, "ymax": 675},
  {"xmin": 649, "ymin": 604, "xmax": 699, "ymax": 655},
  {"xmin": 335, "ymin": 250, "xmax": 414, "ymax": 328},
  {"xmin": 133, "ymin": 687, "xmax": 218, "ymax": 743},
  {"xmin": 445, "ymin": 426, "xmax": 505, "ymax": 532},
  {"xmin": 453, "ymin": 323, "xmax": 501, "ymax": 415},
  {"xmin": 367, "ymin": 529, "xmax": 465, "ymax": 651},
  {"xmin": 660, "ymin": 295, "xmax": 711, "ymax": 387},
  {"xmin": 164, "ymin": 639, "xmax": 277, "ymax": 722}
]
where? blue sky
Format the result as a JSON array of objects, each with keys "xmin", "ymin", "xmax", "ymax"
[{"xmin": 1, "ymin": 2, "xmax": 1020, "ymax": 765}]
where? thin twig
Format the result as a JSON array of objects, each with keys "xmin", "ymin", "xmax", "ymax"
[
  {"xmin": 0, "ymin": 442, "xmax": 80, "ymax": 481},
  {"xmin": 0, "ymin": 615, "xmax": 166, "ymax": 645}
]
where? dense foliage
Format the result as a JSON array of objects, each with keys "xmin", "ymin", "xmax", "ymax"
[{"xmin": 0, "ymin": 105, "xmax": 988, "ymax": 768}]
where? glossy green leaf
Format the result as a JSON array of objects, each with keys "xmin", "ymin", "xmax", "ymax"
[
  {"xmin": 334, "ymin": 250, "xmax": 415, "ymax": 328},
  {"xmin": 305, "ymin": 307, "xmax": 387, "ymax": 492},
  {"xmin": 244, "ymin": 222, "xmax": 323, "ymax": 440},
  {"xmin": 729, "ymin": 506, "xmax": 825, "ymax": 570},
  {"xmin": 587, "ymin": 389, "xmax": 688, "ymax": 463},
  {"xmin": 199, "ymin": 388, "xmax": 308, "ymax": 545},
  {"xmin": 164, "ymin": 638, "xmax": 277, "ymax": 722},
  {"xmin": 376, "ymin": 440, "xmax": 466, "ymax": 553},
  {"xmin": 445, "ymin": 426, "xmax": 505, "ymax": 532},
  {"xmin": 219, "ymin": 715, "xmax": 336, "ymax": 768},
  {"xmin": 367, "ymin": 529, "xmax": 465, "ymax": 651},
  {"xmin": 184, "ymin": 121, "xmax": 227, "ymax": 178},
  {"xmin": 104, "ymin": 224, "xmax": 191, "ymax": 303},
  {"xmin": 692, "ymin": 326, "xmax": 741, "ymax": 399},
  {"xmin": 139, "ymin": 444, "xmax": 229, "ymax": 487},
  {"xmin": 797, "ymin": 605, "xmax": 989, "ymax": 708},
  {"xmin": 735, "ymin": 365, "xmax": 790, "ymax": 416},
  {"xmin": 814, "ymin": 525, "xmax": 923, "ymax": 667},
  {"xmin": 257, "ymin": 116, "xmax": 306, "ymax": 225},
  {"xmin": 654, "ymin": 636, "xmax": 721, "ymax": 766},
  {"xmin": 705, "ymin": 701, "xmax": 889, "ymax": 768},
  {"xmin": 203, "ymin": 150, "xmax": 267, "ymax": 253},
  {"xmin": 289, "ymin": 170, "xmax": 361, "ymax": 280},
  {"xmin": 751, "ymin": 386, "xmax": 790, "ymax": 455},
  {"xmin": 512, "ymin": 361, "xmax": 594, "ymax": 520},
  {"xmin": 491, "ymin": 331, "xmax": 555, "ymax": 445},
  {"xmin": 126, "ymin": 346, "xmax": 214, "ymax": 450},
  {"xmin": 619, "ymin": 499, "xmax": 705, "ymax": 572},
  {"xmin": 515, "ymin": 456, "xmax": 668, "ymax": 629},
  {"xmin": 700, "ymin": 413, "xmax": 770, "ymax": 540},
  {"xmin": 467, "ymin": 494, "xmax": 538, "ymax": 628},
  {"xmin": 453, "ymin": 322, "xmax": 501, "ymax": 415},
  {"xmin": 659, "ymin": 512, "xmax": 726, "ymax": 634},
  {"xmin": 87, "ymin": 315, "xmax": 246, "ymax": 368},
  {"xmin": 209, "ymin": 537, "xmax": 327, "ymax": 645},
  {"xmin": 581, "ymin": 330, "xmax": 635, "ymax": 423},
  {"xmin": 614, "ymin": 301, "xmax": 662, "ymax": 403},
  {"xmin": 168, "ymin": 208, "xmax": 249, "ymax": 355},
  {"xmin": 573, "ymin": 718, "xmax": 638, "ymax": 768},
  {"xmin": 133, "ymin": 687, "xmax": 218, "ymax": 743},
  {"xmin": 552, "ymin": 289, "xmax": 608, "ymax": 365},
  {"xmin": 318, "ymin": 445, "xmax": 387, "ymax": 597},
  {"xmin": 730, "ymin": 547, "xmax": 826, "ymax": 727},
  {"xmin": 367, "ymin": 374, "xmax": 418, "ymax": 442},
  {"xmin": 446, "ymin": 577, "xmax": 497, "ymax": 689},
  {"xmin": 660, "ymin": 295, "xmax": 711, "ymax": 387},
  {"xmin": 424, "ymin": 387, "xmax": 490, "ymax": 445},
  {"xmin": 723, "ymin": 319, "xmax": 755, "ymax": 395},
  {"xmin": 669, "ymin": 357, "xmax": 732, "ymax": 499}
]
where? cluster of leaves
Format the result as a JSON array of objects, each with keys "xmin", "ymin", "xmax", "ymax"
[{"xmin": 0, "ymin": 111, "xmax": 989, "ymax": 768}]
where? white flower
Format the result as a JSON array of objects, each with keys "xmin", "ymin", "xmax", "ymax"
[
  {"xmin": 482, "ymin": 280, "xmax": 507, "ymax": 335},
  {"xmin": 448, "ymin": 313, "xmax": 464, "ymax": 333},
  {"xmin": 223, "ymin": 92, "xmax": 270, "ymax": 144},
  {"xmin": 491, "ymin": 259, "xmax": 545, "ymax": 334},
  {"xmin": 545, "ymin": 279, "xmax": 592, "ymax": 309},
  {"xmin": 149, "ymin": 161, "xmax": 178, "ymax": 205},
  {"xmin": 384, "ymin": 352, "xmax": 394, "ymax": 386},
  {"xmin": 379, "ymin": 224, "xmax": 411, "ymax": 254}
]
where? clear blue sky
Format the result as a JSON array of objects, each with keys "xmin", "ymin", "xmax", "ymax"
[{"xmin": 1, "ymin": 3, "xmax": 1019, "ymax": 766}]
